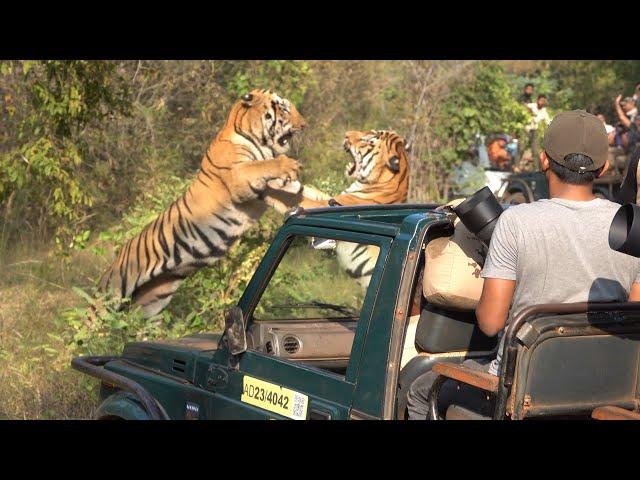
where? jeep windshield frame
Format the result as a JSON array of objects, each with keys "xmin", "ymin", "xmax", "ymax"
[{"xmin": 235, "ymin": 223, "xmax": 393, "ymax": 384}]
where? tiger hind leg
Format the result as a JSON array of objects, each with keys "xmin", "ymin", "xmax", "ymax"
[{"xmin": 131, "ymin": 273, "xmax": 186, "ymax": 318}]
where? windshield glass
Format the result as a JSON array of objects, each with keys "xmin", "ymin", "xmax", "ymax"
[{"xmin": 254, "ymin": 236, "xmax": 380, "ymax": 320}]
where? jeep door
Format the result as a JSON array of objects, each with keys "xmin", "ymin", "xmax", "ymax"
[{"xmin": 208, "ymin": 225, "xmax": 391, "ymax": 419}]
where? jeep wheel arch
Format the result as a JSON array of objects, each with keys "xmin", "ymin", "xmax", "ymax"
[{"xmin": 95, "ymin": 391, "xmax": 154, "ymax": 420}]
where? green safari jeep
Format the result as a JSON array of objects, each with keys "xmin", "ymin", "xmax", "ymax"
[{"xmin": 72, "ymin": 203, "xmax": 640, "ymax": 420}]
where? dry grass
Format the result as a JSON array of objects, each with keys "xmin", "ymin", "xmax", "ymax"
[{"xmin": 0, "ymin": 246, "xmax": 103, "ymax": 419}]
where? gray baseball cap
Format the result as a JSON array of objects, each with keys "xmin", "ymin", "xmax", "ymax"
[{"xmin": 542, "ymin": 110, "xmax": 608, "ymax": 172}]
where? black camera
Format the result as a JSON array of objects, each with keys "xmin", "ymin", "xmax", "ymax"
[
  {"xmin": 453, "ymin": 187, "xmax": 505, "ymax": 247},
  {"xmin": 609, "ymin": 204, "xmax": 640, "ymax": 258}
]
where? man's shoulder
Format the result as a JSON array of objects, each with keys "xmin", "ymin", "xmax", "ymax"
[
  {"xmin": 500, "ymin": 199, "xmax": 622, "ymax": 230},
  {"xmin": 492, "ymin": 202, "xmax": 537, "ymax": 232},
  {"xmin": 497, "ymin": 200, "xmax": 572, "ymax": 226},
  {"xmin": 501, "ymin": 201, "xmax": 548, "ymax": 218}
]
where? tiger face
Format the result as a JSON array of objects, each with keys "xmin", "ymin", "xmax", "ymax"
[
  {"xmin": 236, "ymin": 89, "xmax": 306, "ymax": 157},
  {"xmin": 343, "ymin": 130, "xmax": 409, "ymax": 184}
]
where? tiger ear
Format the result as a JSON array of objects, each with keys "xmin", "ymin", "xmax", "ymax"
[
  {"xmin": 404, "ymin": 141, "xmax": 412, "ymax": 154},
  {"xmin": 241, "ymin": 93, "xmax": 253, "ymax": 107},
  {"xmin": 387, "ymin": 156, "xmax": 401, "ymax": 173}
]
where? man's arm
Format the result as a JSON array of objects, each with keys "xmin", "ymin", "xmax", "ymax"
[
  {"xmin": 629, "ymin": 282, "xmax": 640, "ymax": 302},
  {"xmin": 477, "ymin": 208, "xmax": 519, "ymax": 337},
  {"xmin": 476, "ymin": 278, "xmax": 516, "ymax": 337},
  {"xmin": 615, "ymin": 95, "xmax": 632, "ymax": 129}
]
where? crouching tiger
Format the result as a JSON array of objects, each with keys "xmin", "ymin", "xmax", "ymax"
[{"xmin": 99, "ymin": 89, "xmax": 306, "ymax": 317}]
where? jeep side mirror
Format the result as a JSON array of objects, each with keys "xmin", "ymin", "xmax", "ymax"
[{"xmin": 224, "ymin": 306, "xmax": 247, "ymax": 356}]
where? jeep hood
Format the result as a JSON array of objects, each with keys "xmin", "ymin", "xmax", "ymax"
[{"xmin": 121, "ymin": 333, "xmax": 222, "ymax": 383}]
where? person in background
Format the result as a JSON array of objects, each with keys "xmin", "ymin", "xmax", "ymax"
[
  {"xmin": 517, "ymin": 83, "xmax": 536, "ymax": 160},
  {"xmin": 597, "ymin": 113, "xmax": 616, "ymax": 146},
  {"xmin": 487, "ymin": 135, "xmax": 512, "ymax": 171},
  {"xmin": 617, "ymin": 95, "xmax": 638, "ymax": 121},
  {"xmin": 615, "ymin": 95, "xmax": 640, "ymax": 152},
  {"xmin": 615, "ymin": 145, "xmax": 640, "ymax": 205},
  {"xmin": 519, "ymin": 82, "xmax": 534, "ymax": 104},
  {"xmin": 627, "ymin": 114, "xmax": 640, "ymax": 152},
  {"xmin": 614, "ymin": 83, "xmax": 640, "ymax": 205},
  {"xmin": 525, "ymin": 94, "xmax": 552, "ymax": 167}
]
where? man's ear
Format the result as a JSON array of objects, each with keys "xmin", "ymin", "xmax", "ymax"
[
  {"xmin": 540, "ymin": 151, "xmax": 550, "ymax": 172},
  {"xmin": 597, "ymin": 160, "xmax": 610, "ymax": 178}
]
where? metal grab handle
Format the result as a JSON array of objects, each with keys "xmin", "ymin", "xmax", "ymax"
[{"xmin": 71, "ymin": 356, "xmax": 170, "ymax": 420}]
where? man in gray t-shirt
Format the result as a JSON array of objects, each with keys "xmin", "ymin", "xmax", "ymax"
[
  {"xmin": 482, "ymin": 197, "xmax": 640, "ymax": 375},
  {"xmin": 407, "ymin": 110, "xmax": 640, "ymax": 420}
]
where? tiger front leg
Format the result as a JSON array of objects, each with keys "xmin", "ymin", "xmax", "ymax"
[
  {"xmin": 267, "ymin": 184, "xmax": 334, "ymax": 213},
  {"xmin": 231, "ymin": 156, "xmax": 301, "ymax": 203},
  {"xmin": 264, "ymin": 155, "xmax": 302, "ymax": 194}
]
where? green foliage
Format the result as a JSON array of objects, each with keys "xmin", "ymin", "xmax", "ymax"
[
  {"xmin": 541, "ymin": 60, "xmax": 640, "ymax": 117},
  {"xmin": 0, "ymin": 61, "xmax": 131, "ymax": 256},
  {"xmin": 21, "ymin": 61, "xmax": 130, "ymax": 139},
  {"xmin": 223, "ymin": 60, "xmax": 314, "ymax": 107},
  {"xmin": 435, "ymin": 62, "xmax": 530, "ymax": 170},
  {"xmin": 0, "ymin": 137, "xmax": 94, "ymax": 252},
  {"xmin": 61, "ymin": 289, "xmax": 152, "ymax": 356}
]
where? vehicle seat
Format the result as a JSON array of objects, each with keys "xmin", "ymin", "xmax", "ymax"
[
  {"xmin": 440, "ymin": 309, "xmax": 640, "ymax": 420},
  {"xmin": 397, "ymin": 305, "xmax": 497, "ymax": 418},
  {"xmin": 509, "ymin": 313, "xmax": 640, "ymax": 419}
]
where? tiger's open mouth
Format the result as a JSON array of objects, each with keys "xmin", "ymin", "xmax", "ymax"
[
  {"xmin": 277, "ymin": 130, "xmax": 295, "ymax": 147},
  {"xmin": 344, "ymin": 142, "xmax": 359, "ymax": 177}
]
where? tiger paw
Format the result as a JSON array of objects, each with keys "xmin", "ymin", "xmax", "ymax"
[
  {"xmin": 266, "ymin": 178, "xmax": 302, "ymax": 194},
  {"xmin": 274, "ymin": 155, "xmax": 300, "ymax": 183}
]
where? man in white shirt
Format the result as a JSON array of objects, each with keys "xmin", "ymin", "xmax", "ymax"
[{"xmin": 525, "ymin": 94, "xmax": 552, "ymax": 167}]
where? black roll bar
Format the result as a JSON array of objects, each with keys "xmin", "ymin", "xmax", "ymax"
[{"xmin": 71, "ymin": 356, "xmax": 170, "ymax": 420}]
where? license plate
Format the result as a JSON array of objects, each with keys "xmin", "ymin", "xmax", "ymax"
[{"xmin": 241, "ymin": 375, "xmax": 308, "ymax": 420}]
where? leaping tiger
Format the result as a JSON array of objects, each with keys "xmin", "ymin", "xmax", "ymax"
[{"xmin": 99, "ymin": 89, "xmax": 306, "ymax": 318}]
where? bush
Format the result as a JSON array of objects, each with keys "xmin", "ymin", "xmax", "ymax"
[
  {"xmin": 436, "ymin": 62, "xmax": 530, "ymax": 168},
  {"xmin": 0, "ymin": 61, "xmax": 130, "ymax": 256}
]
